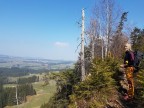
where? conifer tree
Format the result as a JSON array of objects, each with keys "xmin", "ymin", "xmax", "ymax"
[
  {"xmin": 130, "ymin": 27, "xmax": 144, "ymax": 52},
  {"xmin": 68, "ymin": 58, "xmax": 119, "ymax": 108},
  {"xmin": 111, "ymin": 12, "xmax": 128, "ymax": 58}
]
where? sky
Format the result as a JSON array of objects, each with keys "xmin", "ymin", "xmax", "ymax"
[{"xmin": 0, "ymin": 0, "xmax": 144, "ymax": 61}]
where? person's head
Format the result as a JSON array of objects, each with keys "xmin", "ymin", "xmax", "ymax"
[{"xmin": 125, "ymin": 43, "xmax": 132, "ymax": 51}]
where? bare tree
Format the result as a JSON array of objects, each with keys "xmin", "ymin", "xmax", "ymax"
[
  {"xmin": 15, "ymin": 85, "xmax": 19, "ymax": 105},
  {"xmin": 87, "ymin": 19, "xmax": 99, "ymax": 60},
  {"xmin": 91, "ymin": 0, "xmax": 122, "ymax": 58}
]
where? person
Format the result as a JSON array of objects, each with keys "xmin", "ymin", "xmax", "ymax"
[{"xmin": 120, "ymin": 43, "xmax": 135, "ymax": 100}]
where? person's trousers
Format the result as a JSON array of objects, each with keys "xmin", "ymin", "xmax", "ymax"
[{"xmin": 125, "ymin": 66, "xmax": 134, "ymax": 98}]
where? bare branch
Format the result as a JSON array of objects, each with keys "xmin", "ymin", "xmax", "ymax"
[{"xmin": 75, "ymin": 43, "xmax": 81, "ymax": 52}]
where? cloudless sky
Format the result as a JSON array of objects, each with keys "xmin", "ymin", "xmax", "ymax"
[{"xmin": 0, "ymin": 0, "xmax": 144, "ymax": 61}]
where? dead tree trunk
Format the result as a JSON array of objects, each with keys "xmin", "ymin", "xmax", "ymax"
[{"xmin": 81, "ymin": 8, "xmax": 85, "ymax": 81}]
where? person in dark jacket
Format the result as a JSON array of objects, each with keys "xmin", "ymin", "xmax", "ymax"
[{"xmin": 120, "ymin": 43, "xmax": 135, "ymax": 100}]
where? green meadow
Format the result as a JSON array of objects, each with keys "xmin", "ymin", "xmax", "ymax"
[{"xmin": 5, "ymin": 80, "xmax": 57, "ymax": 108}]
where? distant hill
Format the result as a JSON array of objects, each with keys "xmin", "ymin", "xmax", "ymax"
[{"xmin": 0, "ymin": 55, "xmax": 75, "ymax": 70}]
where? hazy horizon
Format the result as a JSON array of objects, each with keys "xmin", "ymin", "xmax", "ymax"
[{"xmin": 0, "ymin": 0, "xmax": 144, "ymax": 61}]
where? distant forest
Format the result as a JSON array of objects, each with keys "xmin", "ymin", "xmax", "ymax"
[
  {"xmin": 0, "ymin": 67, "xmax": 60, "ymax": 77},
  {"xmin": 0, "ymin": 67, "xmax": 32, "ymax": 77},
  {"xmin": 0, "ymin": 82, "xmax": 36, "ymax": 107}
]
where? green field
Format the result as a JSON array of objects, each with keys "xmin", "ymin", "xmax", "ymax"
[{"xmin": 5, "ymin": 80, "xmax": 57, "ymax": 108}]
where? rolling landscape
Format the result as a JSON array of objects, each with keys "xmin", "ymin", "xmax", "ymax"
[
  {"xmin": 4, "ymin": 79, "xmax": 57, "ymax": 108},
  {"xmin": 0, "ymin": 55, "xmax": 74, "ymax": 108},
  {"xmin": 1, "ymin": 0, "xmax": 144, "ymax": 108},
  {"xmin": 0, "ymin": 55, "xmax": 75, "ymax": 70},
  {"xmin": 0, "ymin": 55, "xmax": 75, "ymax": 108}
]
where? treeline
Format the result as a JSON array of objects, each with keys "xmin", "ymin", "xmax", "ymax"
[
  {"xmin": 0, "ymin": 67, "xmax": 49, "ymax": 77},
  {"xmin": 1, "ymin": 75, "xmax": 39, "ymax": 84},
  {"xmin": 17, "ymin": 76, "xmax": 39, "ymax": 84},
  {"xmin": 0, "ymin": 67, "xmax": 29, "ymax": 77},
  {"xmin": 0, "ymin": 82, "xmax": 36, "ymax": 108}
]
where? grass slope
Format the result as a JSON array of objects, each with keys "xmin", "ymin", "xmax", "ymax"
[{"xmin": 5, "ymin": 80, "xmax": 56, "ymax": 108}]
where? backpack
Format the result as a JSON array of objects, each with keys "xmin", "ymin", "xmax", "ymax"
[{"xmin": 132, "ymin": 51, "xmax": 144, "ymax": 73}]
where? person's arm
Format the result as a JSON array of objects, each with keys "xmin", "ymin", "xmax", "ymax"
[{"xmin": 123, "ymin": 51, "xmax": 129, "ymax": 67}]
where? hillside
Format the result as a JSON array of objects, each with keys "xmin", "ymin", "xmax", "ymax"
[
  {"xmin": 39, "ymin": 59, "xmax": 144, "ymax": 108},
  {"xmin": 5, "ymin": 80, "xmax": 57, "ymax": 108}
]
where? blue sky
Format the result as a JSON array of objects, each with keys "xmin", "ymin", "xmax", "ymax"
[{"xmin": 0, "ymin": 0, "xmax": 144, "ymax": 61}]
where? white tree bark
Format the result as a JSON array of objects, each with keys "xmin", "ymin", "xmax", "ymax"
[
  {"xmin": 105, "ymin": 0, "xmax": 110, "ymax": 57},
  {"xmin": 81, "ymin": 8, "xmax": 85, "ymax": 81},
  {"xmin": 16, "ymin": 85, "xmax": 19, "ymax": 105},
  {"xmin": 99, "ymin": 19, "xmax": 104, "ymax": 60}
]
